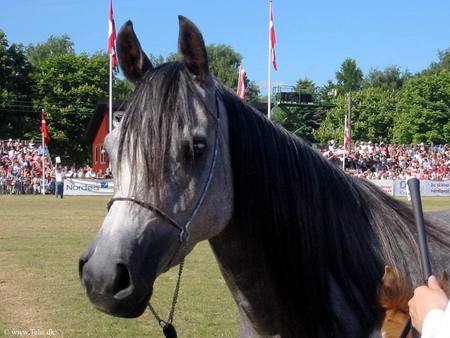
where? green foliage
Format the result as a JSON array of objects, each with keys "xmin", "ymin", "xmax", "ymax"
[
  {"xmin": 149, "ymin": 53, "xmax": 166, "ymax": 66},
  {"xmin": 245, "ymin": 80, "xmax": 260, "ymax": 102},
  {"xmin": 392, "ymin": 70, "xmax": 450, "ymax": 144},
  {"xmin": 113, "ymin": 78, "xmax": 133, "ymax": 101},
  {"xmin": 294, "ymin": 78, "xmax": 317, "ymax": 95},
  {"xmin": 425, "ymin": 48, "xmax": 450, "ymax": 73},
  {"xmin": 206, "ymin": 44, "xmax": 242, "ymax": 89},
  {"xmin": 166, "ymin": 52, "xmax": 182, "ymax": 63},
  {"xmin": 166, "ymin": 45, "xmax": 259, "ymax": 100},
  {"xmin": 364, "ymin": 66, "xmax": 410, "ymax": 90},
  {"xmin": 26, "ymin": 34, "xmax": 74, "ymax": 66},
  {"xmin": 0, "ymin": 30, "xmax": 34, "ymax": 137},
  {"xmin": 335, "ymin": 58, "xmax": 363, "ymax": 93},
  {"xmin": 166, "ymin": 44, "xmax": 241, "ymax": 89},
  {"xmin": 274, "ymin": 79, "xmax": 331, "ymax": 140},
  {"xmin": 273, "ymin": 105, "xmax": 325, "ymax": 141},
  {"xmin": 32, "ymin": 53, "xmax": 109, "ymax": 165},
  {"xmin": 317, "ymin": 80, "xmax": 338, "ymax": 103},
  {"xmin": 314, "ymin": 87, "xmax": 398, "ymax": 143}
]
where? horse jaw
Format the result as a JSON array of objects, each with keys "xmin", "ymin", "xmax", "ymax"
[{"xmin": 79, "ymin": 200, "xmax": 181, "ymax": 318}]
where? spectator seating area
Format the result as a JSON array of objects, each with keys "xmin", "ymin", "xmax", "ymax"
[
  {"xmin": 2, "ymin": 139, "xmax": 449, "ymax": 195},
  {"xmin": 0, "ymin": 139, "xmax": 111, "ymax": 195},
  {"xmin": 322, "ymin": 141, "xmax": 450, "ymax": 180}
]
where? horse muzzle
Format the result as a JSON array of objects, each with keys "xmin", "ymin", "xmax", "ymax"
[{"xmin": 79, "ymin": 249, "xmax": 154, "ymax": 318}]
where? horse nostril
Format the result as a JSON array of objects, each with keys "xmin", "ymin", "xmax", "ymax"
[
  {"xmin": 79, "ymin": 257, "xmax": 88, "ymax": 279},
  {"xmin": 112, "ymin": 263, "xmax": 131, "ymax": 296}
]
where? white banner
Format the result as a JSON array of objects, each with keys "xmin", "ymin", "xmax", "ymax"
[
  {"xmin": 64, "ymin": 179, "xmax": 114, "ymax": 196},
  {"xmin": 390, "ymin": 180, "xmax": 448, "ymax": 197},
  {"xmin": 371, "ymin": 180, "xmax": 394, "ymax": 196},
  {"xmin": 62, "ymin": 178, "xmax": 449, "ymax": 197},
  {"xmin": 425, "ymin": 181, "xmax": 450, "ymax": 196}
]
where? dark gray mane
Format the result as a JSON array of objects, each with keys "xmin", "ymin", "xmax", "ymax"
[{"xmin": 219, "ymin": 87, "xmax": 450, "ymax": 337}]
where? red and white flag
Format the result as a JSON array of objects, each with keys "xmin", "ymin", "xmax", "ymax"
[
  {"xmin": 344, "ymin": 115, "xmax": 350, "ymax": 150},
  {"xmin": 41, "ymin": 111, "xmax": 50, "ymax": 145},
  {"xmin": 237, "ymin": 64, "xmax": 247, "ymax": 99},
  {"xmin": 108, "ymin": 0, "xmax": 117, "ymax": 69},
  {"xmin": 269, "ymin": 0, "xmax": 277, "ymax": 71}
]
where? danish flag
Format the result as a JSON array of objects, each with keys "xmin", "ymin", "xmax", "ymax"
[
  {"xmin": 344, "ymin": 115, "xmax": 350, "ymax": 150},
  {"xmin": 237, "ymin": 65, "xmax": 247, "ymax": 99},
  {"xmin": 41, "ymin": 111, "xmax": 50, "ymax": 145},
  {"xmin": 269, "ymin": 0, "xmax": 277, "ymax": 71},
  {"xmin": 108, "ymin": 0, "xmax": 117, "ymax": 69}
]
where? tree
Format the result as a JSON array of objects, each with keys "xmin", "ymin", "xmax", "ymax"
[
  {"xmin": 392, "ymin": 70, "xmax": 450, "ymax": 144},
  {"xmin": 273, "ymin": 105, "xmax": 325, "ymax": 141},
  {"xmin": 314, "ymin": 87, "xmax": 398, "ymax": 144},
  {"xmin": 149, "ymin": 53, "xmax": 165, "ymax": 67},
  {"xmin": 32, "ymin": 53, "xmax": 109, "ymax": 165},
  {"xmin": 335, "ymin": 58, "xmax": 363, "ymax": 93},
  {"xmin": 364, "ymin": 66, "xmax": 410, "ymax": 90},
  {"xmin": 206, "ymin": 44, "xmax": 242, "ymax": 89},
  {"xmin": 0, "ymin": 30, "xmax": 34, "ymax": 137},
  {"xmin": 167, "ymin": 45, "xmax": 260, "ymax": 99},
  {"xmin": 317, "ymin": 80, "xmax": 338, "ymax": 103},
  {"xmin": 272, "ymin": 78, "xmax": 327, "ymax": 141},
  {"xmin": 113, "ymin": 78, "xmax": 133, "ymax": 100},
  {"xmin": 294, "ymin": 78, "xmax": 317, "ymax": 95},
  {"xmin": 245, "ymin": 81, "xmax": 260, "ymax": 102},
  {"xmin": 426, "ymin": 48, "xmax": 450, "ymax": 73},
  {"xmin": 26, "ymin": 34, "xmax": 74, "ymax": 66}
]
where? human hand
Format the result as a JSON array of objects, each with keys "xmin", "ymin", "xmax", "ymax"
[{"xmin": 408, "ymin": 275, "xmax": 449, "ymax": 333}]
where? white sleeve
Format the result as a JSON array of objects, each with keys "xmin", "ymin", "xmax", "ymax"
[{"xmin": 421, "ymin": 302, "xmax": 450, "ymax": 338}]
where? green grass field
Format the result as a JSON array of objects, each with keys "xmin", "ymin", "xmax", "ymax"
[{"xmin": 0, "ymin": 195, "xmax": 449, "ymax": 338}]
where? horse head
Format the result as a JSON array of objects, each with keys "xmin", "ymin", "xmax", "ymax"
[{"xmin": 79, "ymin": 16, "xmax": 233, "ymax": 317}]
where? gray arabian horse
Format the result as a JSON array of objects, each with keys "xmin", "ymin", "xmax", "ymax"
[{"xmin": 79, "ymin": 16, "xmax": 450, "ymax": 337}]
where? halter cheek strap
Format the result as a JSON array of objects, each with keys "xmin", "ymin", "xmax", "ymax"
[{"xmin": 107, "ymin": 197, "xmax": 182, "ymax": 231}]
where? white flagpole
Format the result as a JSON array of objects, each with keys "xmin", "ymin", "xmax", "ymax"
[
  {"xmin": 267, "ymin": 1, "xmax": 272, "ymax": 120},
  {"xmin": 342, "ymin": 116, "xmax": 346, "ymax": 171},
  {"xmin": 109, "ymin": 56, "xmax": 113, "ymax": 133},
  {"xmin": 41, "ymin": 110, "xmax": 46, "ymax": 195}
]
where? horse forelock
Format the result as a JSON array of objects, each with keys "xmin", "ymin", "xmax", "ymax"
[{"xmin": 117, "ymin": 62, "xmax": 202, "ymax": 199}]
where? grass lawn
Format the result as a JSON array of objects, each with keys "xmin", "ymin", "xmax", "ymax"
[
  {"xmin": 0, "ymin": 195, "xmax": 449, "ymax": 337},
  {"xmin": 0, "ymin": 196, "xmax": 238, "ymax": 338}
]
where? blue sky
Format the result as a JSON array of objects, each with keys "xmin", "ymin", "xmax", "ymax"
[{"xmin": 1, "ymin": 0, "xmax": 449, "ymax": 92}]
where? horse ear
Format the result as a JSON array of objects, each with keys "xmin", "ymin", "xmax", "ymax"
[
  {"xmin": 178, "ymin": 16, "xmax": 209, "ymax": 83},
  {"xmin": 117, "ymin": 21, "xmax": 153, "ymax": 83}
]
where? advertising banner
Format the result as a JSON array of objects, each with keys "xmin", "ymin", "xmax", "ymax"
[
  {"xmin": 64, "ymin": 179, "xmax": 114, "ymax": 196},
  {"xmin": 371, "ymin": 180, "xmax": 394, "ymax": 196},
  {"xmin": 426, "ymin": 180, "xmax": 450, "ymax": 196}
]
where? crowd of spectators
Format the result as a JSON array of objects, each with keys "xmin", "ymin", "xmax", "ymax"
[
  {"xmin": 2, "ymin": 138, "xmax": 449, "ymax": 194},
  {"xmin": 0, "ymin": 139, "xmax": 111, "ymax": 195},
  {"xmin": 322, "ymin": 141, "xmax": 450, "ymax": 180}
]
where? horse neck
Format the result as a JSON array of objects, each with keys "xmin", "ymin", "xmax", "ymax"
[
  {"xmin": 209, "ymin": 226, "xmax": 283, "ymax": 337},
  {"xmin": 211, "ymin": 93, "xmax": 387, "ymax": 336}
]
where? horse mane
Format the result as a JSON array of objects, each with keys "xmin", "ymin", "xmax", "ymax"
[{"xmin": 218, "ymin": 85, "xmax": 450, "ymax": 337}]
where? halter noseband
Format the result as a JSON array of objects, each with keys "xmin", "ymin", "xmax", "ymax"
[{"xmin": 106, "ymin": 93, "xmax": 221, "ymax": 243}]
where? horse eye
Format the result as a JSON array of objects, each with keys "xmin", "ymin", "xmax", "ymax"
[{"xmin": 193, "ymin": 140, "xmax": 207, "ymax": 159}]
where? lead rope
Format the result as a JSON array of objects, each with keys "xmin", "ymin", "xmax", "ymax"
[{"xmin": 147, "ymin": 260, "xmax": 184, "ymax": 338}]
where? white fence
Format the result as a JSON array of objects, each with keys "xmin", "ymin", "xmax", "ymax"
[
  {"xmin": 371, "ymin": 180, "xmax": 450, "ymax": 197},
  {"xmin": 63, "ymin": 178, "xmax": 450, "ymax": 197}
]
